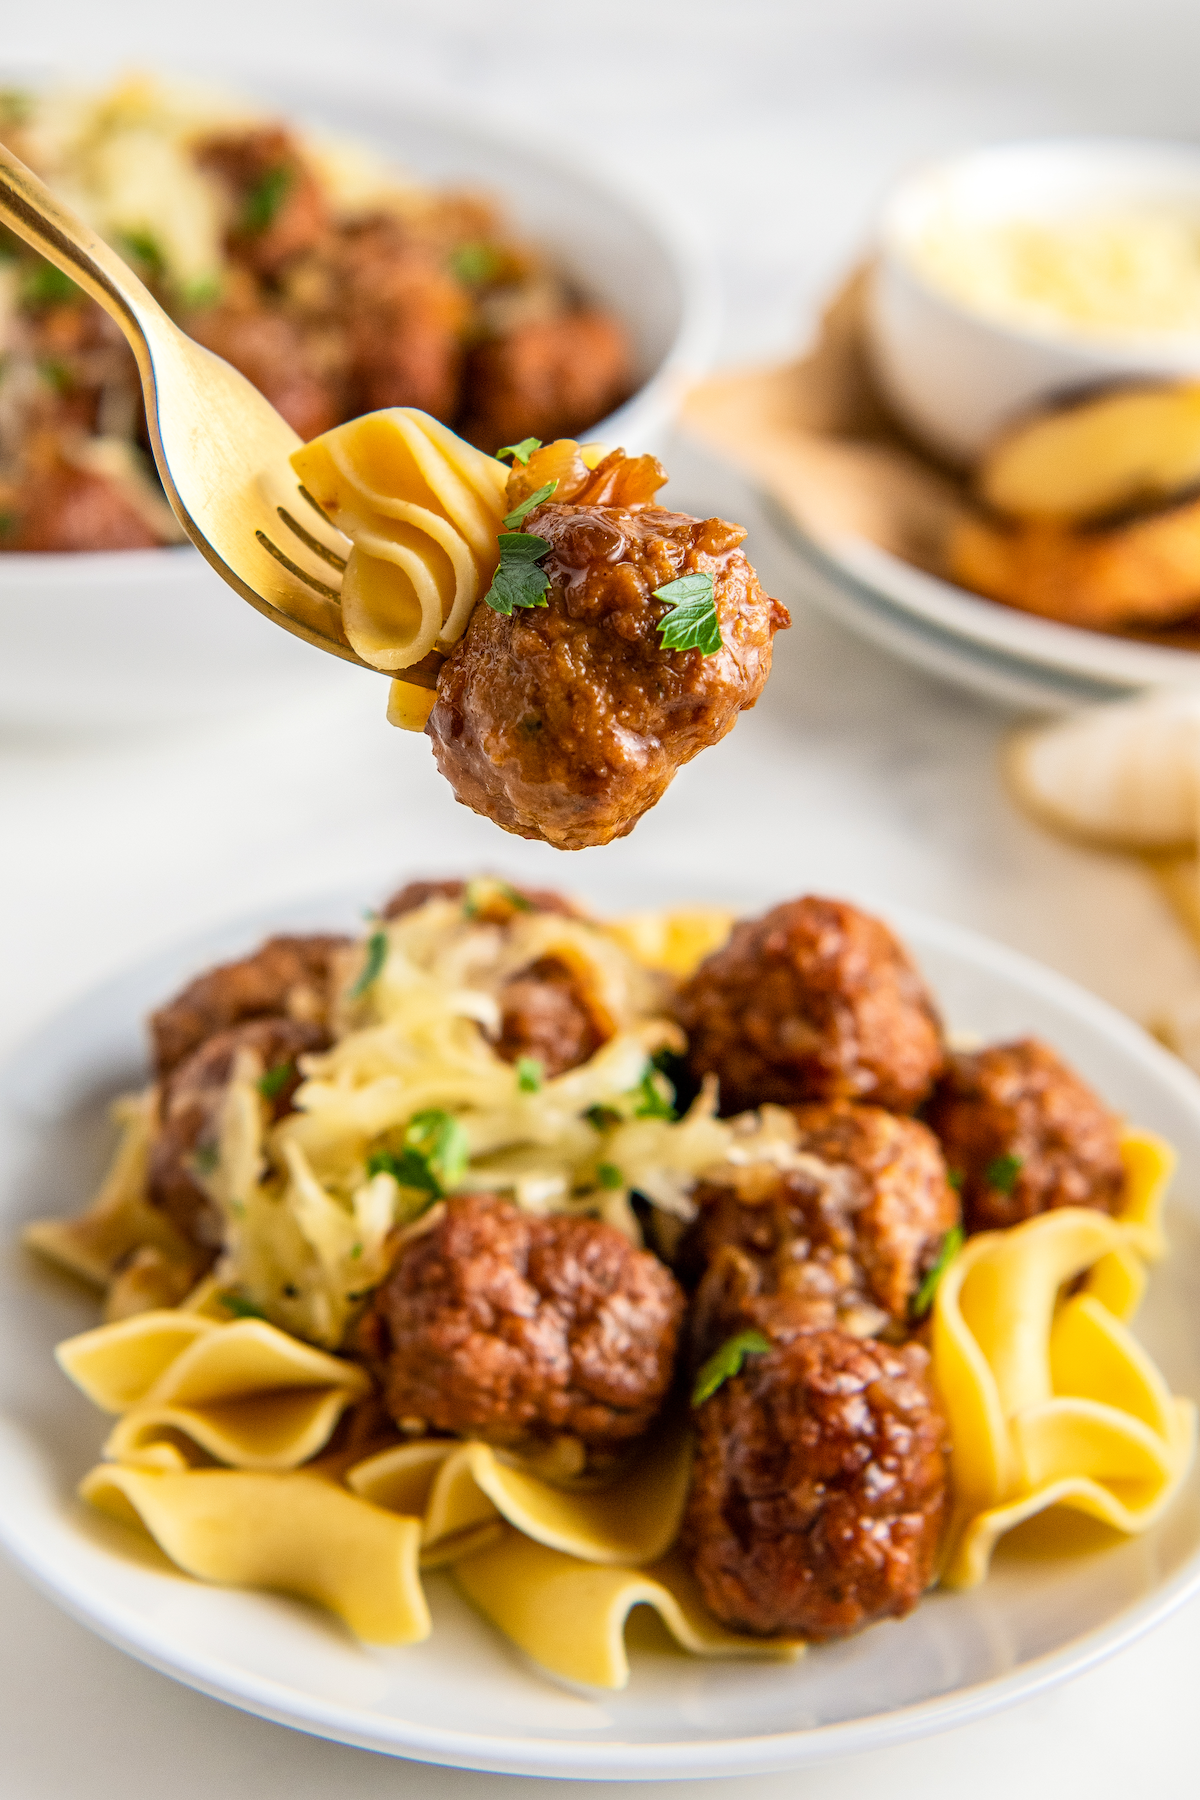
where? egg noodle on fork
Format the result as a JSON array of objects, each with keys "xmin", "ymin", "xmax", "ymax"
[{"xmin": 24, "ymin": 885, "xmax": 1198, "ymax": 1688}]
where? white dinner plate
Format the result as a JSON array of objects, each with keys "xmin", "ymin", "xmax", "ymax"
[
  {"xmin": 2, "ymin": 877, "xmax": 1200, "ymax": 1779},
  {"xmin": 766, "ymin": 500, "xmax": 1200, "ymax": 714}
]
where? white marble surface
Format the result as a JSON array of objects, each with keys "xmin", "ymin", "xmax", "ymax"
[{"xmin": 4, "ymin": 1, "xmax": 1200, "ymax": 1791}]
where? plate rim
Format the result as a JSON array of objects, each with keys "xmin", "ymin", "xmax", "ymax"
[{"xmin": 3, "ymin": 883, "xmax": 1200, "ymax": 1778}]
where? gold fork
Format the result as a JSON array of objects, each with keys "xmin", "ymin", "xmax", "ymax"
[{"xmin": 0, "ymin": 138, "xmax": 376, "ymax": 672}]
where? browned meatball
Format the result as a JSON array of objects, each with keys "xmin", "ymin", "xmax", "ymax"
[
  {"xmin": 683, "ymin": 1103, "xmax": 959, "ymax": 1352},
  {"xmin": 337, "ymin": 216, "xmax": 470, "ymax": 419},
  {"xmin": 379, "ymin": 877, "xmax": 580, "ymax": 922},
  {"xmin": 149, "ymin": 933, "xmax": 349, "ymax": 1079},
  {"xmin": 495, "ymin": 956, "xmax": 607, "ymax": 1077},
  {"xmin": 427, "ymin": 450, "xmax": 789, "ymax": 850},
  {"xmin": 677, "ymin": 896, "xmax": 944, "ymax": 1116},
  {"xmin": 1, "ymin": 446, "xmax": 164, "ymax": 551},
  {"xmin": 185, "ymin": 301, "xmax": 341, "ymax": 441},
  {"xmin": 195, "ymin": 127, "xmax": 329, "ymax": 278},
  {"xmin": 682, "ymin": 1330, "xmax": 947, "ymax": 1639},
  {"xmin": 460, "ymin": 310, "xmax": 633, "ymax": 454},
  {"xmin": 148, "ymin": 1016, "xmax": 330, "ymax": 1255},
  {"xmin": 924, "ymin": 1037, "xmax": 1125, "ymax": 1233},
  {"xmin": 358, "ymin": 1193, "xmax": 685, "ymax": 1447}
]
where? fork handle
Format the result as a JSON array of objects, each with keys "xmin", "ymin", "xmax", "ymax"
[{"xmin": 0, "ymin": 139, "xmax": 171, "ymax": 381}]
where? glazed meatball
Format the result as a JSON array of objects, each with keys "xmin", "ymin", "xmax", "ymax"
[
  {"xmin": 426, "ymin": 448, "xmax": 789, "ymax": 849},
  {"xmin": 194, "ymin": 127, "xmax": 329, "ymax": 278},
  {"xmin": 677, "ymin": 896, "xmax": 944, "ymax": 1116},
  {"xmin": 682, "ymin": 1330, "xmax": 947, "ymax": 1640},
  {"xmin": 1, "ymin": 448, "xmax": 164, "ymax": 551},
  {"xmin": 925, "ymin": 1037, "xmax": 1125, "ymax": 1233},
  {"xmin": 337, "ymin": 215, "xmax": 470, "ymax": 420},
  {"xmin": 358, "ymin": 1193, "xmax": 685, "ymax": 1447},
  {"xmin": 149, "ymin": 933, "xmax": 349, "ymax": 1079},
  {"xmin": 185, "ymin": 301, "xmax": 341, "ymax": 441},
  {"xmin": 494, "ymin": 956, "xmax": 607, "ymax": 1078},
  {"xmin": 683, "ymin": 1103, "xmax": 959, "ymax": 1352},
  {"xmin": 148, "ymin": 1016, "xmax": 330, "ymax": 1256},
  {"xmin": 460, "ymin": 310, "xmax": 633, "ymax": 454}
]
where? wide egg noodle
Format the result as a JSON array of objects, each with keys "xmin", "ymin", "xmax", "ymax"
[
  {"xmin": 933, "ymin": 1131, "xmax": 1196, "ymax": 1588},
  {"xmin": 289, "ymin": 408, "xmax": 507, "ymax": 675},
  {"xmin": 451, "ymin": 1530, "xmax": 804, "ymax": 1690},
  {"xmin": 348, "ymin": 1415, "xmax": 693, "ymax": 1568},
  {"xmin": 57, "ymin": 1311, "xmax": 369, "ymax": 1469},
  {"xmin": 79, "ymin": 1465, "xmax": 428, "ymax": 1645},
  {"xmin": 22, "ymin": 1091, "xmax": 198, "ymax": 1297}
]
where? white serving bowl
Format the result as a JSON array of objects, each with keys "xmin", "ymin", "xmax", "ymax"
[
  {"xmin": 867, "ymin": 138, "xmax": 1200, "ymax": 465},
  {"xmin": 0, "ymin": 80, "xmax": 715, "ymax": 732}
]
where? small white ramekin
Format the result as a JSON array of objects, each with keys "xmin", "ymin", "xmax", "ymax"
[{"xmin": 867, "ymin": 138, "xmax": 1200, "ymax": 465}]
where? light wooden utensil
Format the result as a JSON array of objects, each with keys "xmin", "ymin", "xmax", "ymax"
[{"xmin": 0, "ymin": 138, "xmax": 370, "ymax": 670}]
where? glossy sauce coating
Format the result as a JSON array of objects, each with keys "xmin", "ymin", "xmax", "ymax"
[
  {"xmin": 683, "ymin": 1102, "xmax": 959, "ymax": 1352},
  {"xmin": 358, "ymin": 1193, "xmax": 685, "ymax": 1447},
  {"xmin": 677, "ymin": 896, "xmax": 944, "ymax": 1115},
  {"xmin": 924, "ymin": 1036, "xmax": 1125, "ymax": 1232},
  {"xmin": 148, "ymin": 934, "xmax": 348, "ymax": 1080},
  {"xmin": 426, "ymin": 450, "xmax": 789, "ymax": 850},
  {"xmin": 682, "ymin": 1329, "xmax": 947, "ymax": 1640}
]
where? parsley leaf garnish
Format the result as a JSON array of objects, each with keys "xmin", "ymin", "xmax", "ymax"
[
  {"xmin": 585, "ymin": 1104, "xmax": 621, "ymax": 1132},
  {"xmin": 0, "ymin": 512, "xmax": 17, "ymax": 539},
  {"xmin": 242, "ymin": 165, "xmax": 292, "ymax": 232},
  {"xmin": 350, "ymin": 929, "xmax": 388, "ymax": 999},
  {"xmin": 192, "ymin": 1143, "xmax": 219, "ymax": 1175},
  {"xmin": 368, "ymin": 1109, "xmax": 470, "ymax": 1197},
  {"xmin": 692, "ymin": 1328, "xmax": 772, "ymax": 1406},
  {"xmin": 118, "ymin": 230, "xmax": 165, "ymax": 275},
  {"xmin": 516, "ymin": 1056, "xmax": 543, "ymax": 1093},
  {"xmin": 450, "ymin": 241, "xmax": 503, "ymax": 285},
  {"xmin": 483, "ymin": 531, "xmax": 552, "ymax": 614},
  {"xmin": 496, "ymin": 438, "xmax": 542, "ymax": 465},
  {"xmin": 597, "ymin": 1162, "xmax": 623, "ymax": 1189},
  {"xmin": 219, "ymin": 1291, "xmax": 268, "ymax": 1320},
  {"xmin": 257, "ymin": 1061, "xmax": 294, "ymax": 1101},
  {"xmin": 633, "ymin": 1065, "xmax": 676, "ymax": 1120},
  {"xmin": 911, "ymin": 1225, "xmax": 965, "ymax": 1321},
  {"xmin": 985, "ymin": 1153, "xmax": 1023, "ymax": 1194},
  {"xmin": 653, "ymin": 572, "xmax": 722, "ymax": 655},
  {"xmin": 947, "ymin": 1168, "xmax": 964, "ymax": 1191},
  {"xmin": 462, "ymin": 877, "xmax": 534, "ymax": 919},
  {"xmin": 503, "ymin": 481, "xmax": 558, "ymax": 529},
  {"xmin": 37, "ymin": 357, "xmax": 72, "ymax": 394}
]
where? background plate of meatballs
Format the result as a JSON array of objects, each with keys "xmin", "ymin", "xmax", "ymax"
[{"xmin": 2, "ymin": 872, "xmax": 1200, "ymax": 1779}]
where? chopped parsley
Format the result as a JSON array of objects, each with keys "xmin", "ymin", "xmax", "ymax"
[
  {"xmin": 219, "ymin": 1291, "xmax": 268, "ymax": 1320},
  {"xmin": 181, "ymin": 274, "xmax": 222, "ymax": 307},
  {"xmin": 118, "ymin": 230, "xmax": 165, "ymax": 274},
  {"xmin": 947, "ymin": 1168, "xmax": 964, "ymax": 1191},
  {"xmin": 462, "ymin": 876, "xmax": 534, "ymax": 919},
  {"xmin": 368, "ymin": 1109, "xmax": 470, "ymax": 1198},
  {"xmin": 350, "ymin": 929, "xmax": 388, "ymax": 999},
  {"xmin": 911, "ymin": 1225, "xmax": 965, "ymax": 1321},
  {"xmin": 633, "ymin": 1065, "xmax": 676, "ymax": 1121},
  {"xmin": 192, "ymin": 1143, "xmax": 219, "ymax": 1174},
  {"xmin": 349, "ymin": 1242, "xmax": 363, "ymax": 1259},
  {"xmin": 0, "ymin": 512, "xmax": 17, "ymax": 539},
  {"xmin": 450, "ymin": 240, "xmax": 504, "ymax": 285},
  {"xmin": 585, "ymin": 1104, "xmax": 621, "ymax": 1132},
  {"xmin": 21, "ymin": 261, "xmax": 77, "ymax": 307},
  {"xmin": 496, "ymin": 438, "xmax": 542, "ymax": 466},
  {"xmin": 985, "ymin": 1153, "xmax": 1023, "ymax": 1194},
  {"xmin": 596, "ymin": 1162, "xmax": 623, "ymax": 1189},
  {"xmin": 242, "ymin": 164, "xmax": 293, "ymax": 232},
  {"xmin": 653, "ymin": 572, "xmax": 722, "ymax": 655},
  {"xmin": 37, "ymin": 357, "xmax": 72, "ymax": 394},
  {"xmin": 483, "ymin": 530, "xmax": 552, "ymax": 614},
  {"xmin": 503, "ymin": 481, "xmax": 558, "ymax": 529},
  {"xmin": 257, "ymin": 1061, "xmax": 295, "ymax": 1101},
  {"xmin": 692, "ymin": 1329, "xmax": 771, "ymax": 1406},
  {"xmin": 516, "ymin": 1056, "xmax": 543, "ymax": 1093}
]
